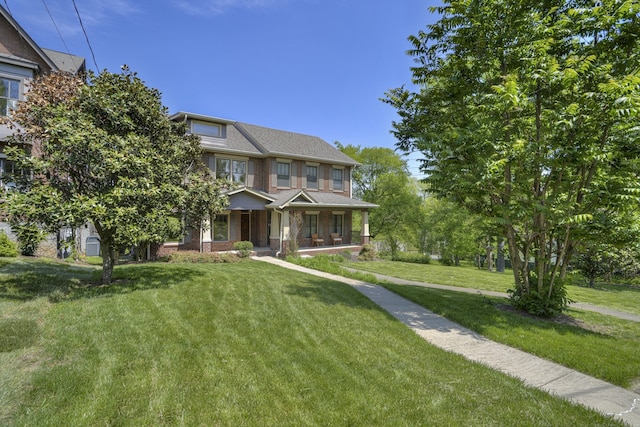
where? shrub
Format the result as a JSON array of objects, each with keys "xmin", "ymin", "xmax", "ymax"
[
  {"xmin": 358, "ymin": 244, "xmax": 377, "ymax": 261},
  {"xmin": 161, "ymin": 251, "xmax": 241, "ymax": 264},
  {"xmin": 233, "ymin": 241, "xmax": 254, "ymax": 258},
  {"xmin": 12, "ymin": 223, "xmax": 46, "ymax": 256},
  {"xmin": 0, "ymin": 231, "xmax": 18, "ymax": 257},
  {"xmin": 392, "ymin": 252, "xmax": 431, "ymax": 264},
  {"xmin": 508, "ymin": 276, "xmax": 573, "ymax": 317}
]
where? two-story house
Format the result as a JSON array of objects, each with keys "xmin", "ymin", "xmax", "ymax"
[
  {"xmin": 1, "ymin": 5, "xmax": 86, "ymax": 186},
  {"xmin": 0, "ymin": 5, "xmax": 86, "ymax": 254},
  {"xmin": 158, "ymin": 112, "xmax": 377, "ymax": 257}
]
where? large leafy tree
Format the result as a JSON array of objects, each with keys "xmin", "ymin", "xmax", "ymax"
[
  {"xmin": 2, "ymin": 70, "xmax": 228, "ymax": 284},
  {"xmin": 384, "ymin": 0, "xmax": 640, "ymax": 315},
  {"xmin": 336, "ymin": 143, "xmax": 423, "ymax": 255}
]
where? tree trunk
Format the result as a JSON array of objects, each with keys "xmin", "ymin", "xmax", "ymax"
[
  {"xmin": 496, "ymin": 239, "xmax": 505, "ymax": 273},
  {"xmin": 101, "ymin": 240, "xmax": 116, "ymax": 285}
]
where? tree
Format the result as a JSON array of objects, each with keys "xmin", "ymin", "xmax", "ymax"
[
  {"xmin": 336, "ymin": 143, "xmax": 422, "ymax": 256},
  {"xmin": 334, "ymin": 143, "xmax": 408, "ymax": 200},
  {"xmin": 384, "ymin": 0, "xmax": 640, "ymax": 315},
  {"xmin": 419, "ymin": 197, "xmax": 486, "ymax": 266},
  {"xmin": 2, "ymin": 70, "xmax": 228, "ymax": 284}
]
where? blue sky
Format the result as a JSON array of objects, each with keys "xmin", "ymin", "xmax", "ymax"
[{"xmin": 5, "ymin": 0, "xmax": 441, "ymax": 177}]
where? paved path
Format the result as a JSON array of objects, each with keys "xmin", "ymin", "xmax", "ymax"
[
  {"xmin": 344, "ymin": 268, "xmax": 640, "ymax": 323},
  {"xmin": 255, "ymin": 257, "xmax": 640, "ymax": 426}
]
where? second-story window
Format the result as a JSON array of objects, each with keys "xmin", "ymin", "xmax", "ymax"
[
  {"xmin": 216, "ymin": 158, "xmax": 246, "ymax": 184},
  {"xmin": 0, "ymin": 78, "xmax": 19, "ymax": 116},
  {"xmin": 277, "ymin": 162, "xmax": 290, "ymax": 187},
  {"xmin": 306, "ymin": 165, "xmax": 318, "ymax": 190},
  {"xmin": 332, "ymin": 168, "xmax": 343, "ymax": 191}
]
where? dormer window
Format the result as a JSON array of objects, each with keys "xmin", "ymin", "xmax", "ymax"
[
  {"xmin": 0, "ymin": 78, "xmax": 20, "ymax": 116},
  {"xmin": 191, "ymin": 120, "xmax": 223, "ymax": 138}
]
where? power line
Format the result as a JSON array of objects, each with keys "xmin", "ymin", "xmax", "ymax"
[
  {"xmin": 3, "ymin": 0, "xmax": 12, "ymax": 15},
  {"xmin": 71, "ymin": 0, "xmax": 99, "ymax": 70},
  {"xmin": 41, "ymin": 0, "xmax": 79, "ymax": 71}
]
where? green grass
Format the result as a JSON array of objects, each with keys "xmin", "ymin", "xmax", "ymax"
[
  {"xmin": 0, "ymin": 258, "xmax": 621, "ymax": 426},
  {"xmin": 344, "ymin": 259, "xmax": 640, "ymax": 315},
  {"xmin": 291, "ymin": 256, "xmax": 640, "ymax": 389}
]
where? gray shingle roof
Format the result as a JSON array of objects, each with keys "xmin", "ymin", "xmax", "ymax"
[
  {"xmin": 265, "ymin": 189, "xmax": 377, "ymax": 210},
  {"xmin": 41, "ymin": 49, "xmax": 86, "ymax": 74},
  {"xmin": 170, "ymin": 112, "xmax": 358, "ymax": 166}
]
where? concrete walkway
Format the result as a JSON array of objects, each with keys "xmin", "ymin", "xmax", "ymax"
[
  {"xmin": 343, "ymin": 268, "xmax": 640, "ymax": 323},
  {"xmin": 255, "ymin": 256, "xmax": 640, "ymax": 426}
]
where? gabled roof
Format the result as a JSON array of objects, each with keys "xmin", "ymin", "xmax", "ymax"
[
  {"xmin": 170, "ymin": 111, "xmax": 359, "ymax": 166},
  {"xmin": 0, "ymin": 5, "xmax": 58, "ymax": 72},
  {"xmin": 265, "ymin": 189, "xmax": 377, "ymax": 210}
]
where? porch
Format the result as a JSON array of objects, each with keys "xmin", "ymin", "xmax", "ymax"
[{"xmin": 251, "ymin": 244, "xmax": 362, "ymax": 258}]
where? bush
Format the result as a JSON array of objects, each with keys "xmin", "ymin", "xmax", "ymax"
[
  {"xmin": 233, "ymin": 241, "xmax": 254, "ymax": 258},
  {"xmin": 0, "ymin": 231, "xmax": 18, "ymax": 257},
  {"xmin": 12, "ymin": 223, "xmax": 46, "ymax": 256},
  {"xmin": 358, "ymin": 244, "xmax": 377, "ymax": 261},
  {"xmin": 161, "ymin": 251, "xmax": 241, "ymax": 264},
  {"xmin": 392, "ymin": 252, "xmax": 431, "ymax": 264},
  {"xmin": 508, "ymin": 276, "xmax": 573, "ymax": 317}
]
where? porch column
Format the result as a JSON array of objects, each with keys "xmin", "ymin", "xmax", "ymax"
[
  {"xmin": 201, "ymin": 219, "xmax": 212, "ymax": 252},
  {"xmin": 270, "ymin": 211, "xmax": 280, "ymax": 240},
  {"xmin": 360, "ymin": 211, "xmax": 371, "ymax": 245},
  {"xmin": 282, "ymin": 210, "xmax": 291, "ymax": 241}
]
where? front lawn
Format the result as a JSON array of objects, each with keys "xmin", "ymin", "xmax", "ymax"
[
  {"xmin": 0, "ymin": 258, "xmax": 621, "ymax": 426},
  {"xmin": 344, "ymin": 259, "xmax": 640, "ymax": 315},
  {"xmin": 291, "ymin": 256, "xmax": 640, "ymax": 389}
]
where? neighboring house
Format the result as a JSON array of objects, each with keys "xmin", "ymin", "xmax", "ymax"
[
  {"xmin": 0, "ymin": 5, "xmax": 87, "ymax": 255},
  {"xmin": 157, "ymin": 112, "xmax": 377, "ymax": 257}
]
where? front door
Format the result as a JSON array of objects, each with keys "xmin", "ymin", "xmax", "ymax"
[{"xmin": 241, "ymin": 213, "xmax": 250, "ymax": 242}]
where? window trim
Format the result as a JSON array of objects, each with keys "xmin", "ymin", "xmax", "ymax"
[
  {"xmin": 332, "ymin": 167, "xmax": 344, "ymax": 191},
  {"xmin": 276, "ymin": 161, "xmax": 291, "ymax": 188},
  {"xmin": 0, "ymin": 76, "xmax": 21, "ymax": 117},
  {"xmin": 215, "ymin": 156, "xmax": 247, "ymax": 184},
  {"xmin": 191, "ymin": 120, "xmax": 223, "ymax": 138},
  {"xmin": 331, "ymin": 213, "xmax": 344, "ymax": 236},
  {"xmin": 305, "ymin": 164, "xmax": 318, "ymax": 190}
]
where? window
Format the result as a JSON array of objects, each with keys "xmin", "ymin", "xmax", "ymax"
[
  {"xmin": 0, "ymin": 78, "xmax": 19, "ymax": 116},
  {"xmin": 332, "ymin": 214, "xmax": 343, "ymax": 236},
  {"xmin": 332, "ymin": 168, "xmax": 343, "ymax": 191},
  {"xmin": 306, "ymin": 165, "xmax": 318, "ymax": 190},
  {"xmin": 277, "ymin": 162, "xmax": 290, "ymax": 187},
  {"xmin": 212, "ymin": 214, "xmax": 229, "ymax": 241},
  {"xmin": 216, "ymin": 158, "xmax": 230, "ymax": 180},
  {"xmin": 232, "ymin": 160, "xmax": 246, "ymax": 185},
  {"xmin": 192, "ymin": 121, "xmax": 222, "ymax": 138},
  {"xmin": 304, "ymin": 214, "xmax": 318, "ymax": 238},
  {"xmin": 216, "ymin": 158, "xmax": 246, "ymax": 184},
  {"xmin": 0, "ymin": 157, "xmax": 15, "ymax": 190}
]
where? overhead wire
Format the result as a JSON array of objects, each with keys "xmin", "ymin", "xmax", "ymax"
[
  {"xmin": 3, "ymin": 0, "xmax": 12, "ymax": 15},
  {"xmin": 71, "ymin": 0, "xmax": 99, "ymax": 70},
  {"xmin": 41, "ymin": 0, "xmax": 80, "ymax": 71}
]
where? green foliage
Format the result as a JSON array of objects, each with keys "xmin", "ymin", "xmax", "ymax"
[
  {"xmin": 0, "ymin": 231, "xmax": 18, "ymax": 257},
  {"xmin": 358, "ymin": 243, "xmax": 377, "ymax": 261},
  {"xmin": 233, "ymin": 241, "xmax": 253, "ymax": 258},
  {"xmin": 508, "ymin": 276, "xmax": 573, "ymax": 318},
  {"xmin": 391, "ymin": 252, "xmax": 431, "ymax": 265},
  {"xmin": 11, "ymin": 223, "xmax": 45, "ymax": 256},
  {"xmin": 160, "ymin": 251, "xmax": 241, "ymax": 264},
  {"xmin": 3, "ymin": 70, "xmax": 229, "ymax": 284},
  {"xmin": 384, "ymin": 0, "xmax": 640, "ymax": 315}
]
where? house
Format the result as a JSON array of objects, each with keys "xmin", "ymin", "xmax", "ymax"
[
  {"xmin": 1, "ymin": 4, "xmax": 86, "ymax": 185},
  {"xmin": 0, "ymin": 5, "xmax": 86, "ymax": 255},
  {"xmin": 157, "ymin": 112, "xmax": 377, "ymax": 257}
]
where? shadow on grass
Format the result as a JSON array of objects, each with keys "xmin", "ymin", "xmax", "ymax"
[
  {"xmin": 0, "ymin": 259, "xmax": 201, "ymax": 303},
  {"xmin": 382, "ymin": 283, "xmax": 612, "ymax": 340}
]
